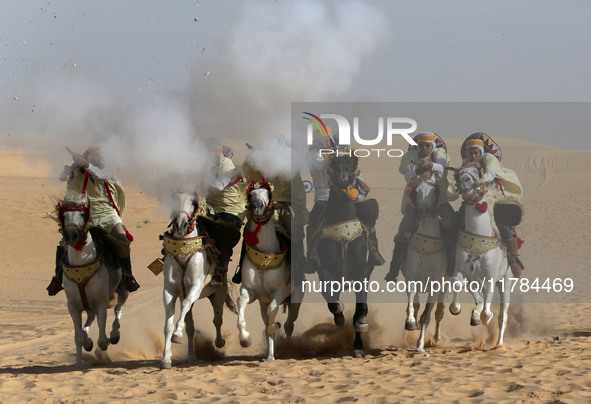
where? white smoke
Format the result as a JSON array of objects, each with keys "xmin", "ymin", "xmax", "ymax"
[
  {"xmin": 1, "ymin": 0, "xmax": 389, "ymax": 202},
  {"xmin": 187, "ymin": 0, "xmax": 388, "ymax": 178}
]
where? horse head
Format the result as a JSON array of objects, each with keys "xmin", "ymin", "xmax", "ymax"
[
  {"xmin": 328, "ymin": 154, "xmax": 358, "ymax": 189},
  {"xmin": 170, "ymin": 192, "xmax": 199, "ymax": 237},
  {"xmin": 57, "ymin": 193, "xmax": 91, "ymax": 249},
  {"xmin": 246, "ymin": 180, "xmax": 274, "ymax": 224},
  {"xmin": 456, "ymin": 166, "xmax": 485, "ymax": 202},
  {"xmin": 414, "ymin": 173, "xmax": 438, "ymax": 219}
]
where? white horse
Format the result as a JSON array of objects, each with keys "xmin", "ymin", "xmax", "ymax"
[
  {"xmin": 58, "ymin": 194, "xmax": 130, "ymax": 367},
  {"xmin": 401, "ymin": 174, "xmax": 447, "ymax": 352},
  {"xmin": 236, "ymin": 182, "xmax": 302, "ymax": 361},
  {"xmin": 449, "ymin": 166, "xmax": 511, "ymax": 347},
  {"xmin": 161, "ymin": 192, "xmax": 234, "ymax": 369}
]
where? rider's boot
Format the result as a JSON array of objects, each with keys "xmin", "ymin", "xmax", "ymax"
[
  {"xmin": 121, "ymin": 256, "xmax": 140, "ymax": 292},
  {"xmin": 231, "ymin": 241, "xmax": 246, "ymax": 284},
  {"xmin": 368, "ymin": 227, "xmax": 386, "ymax": 266},
  {"xmin": 505, "ymin": 237, "xmax": 524, "ymax": 278},
  {"xmin": 47, "ymin": 245, "xmax": 66, "ymax": 296},
  {"xmin": 210, "ymin": 248, "xmax": 232, "ymax": 287},
  {"xmin": 384, "ymin": 240, "xmax": 408, "ymax": 283}
]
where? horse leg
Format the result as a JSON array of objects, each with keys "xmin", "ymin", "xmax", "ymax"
[
  {"xmin": 416, "ymin": 298, "xmax": 436, "ymax": 353},
  {"xmin": 185, "ymin": 305, "xmax": 196, "ymax": 363},
  {"xmin": 264, "ymin": 292, "xmax": 283, "ymax": 362},
  {"xmin": 96, "ymin": 302, "xmax": 110, "ymax": 352},
  {"xmin": 161, "ymin": 289, "xmax": 177, "ymax": 369},
  {"xmin": 433, "ymin": 301, "xmax": 445, "ymax": 345},
  {"xmin": 480, "ymin": 277, "xmax": 495, "ymax": 326},
  {"xmin": 208, "ymin": 290, "xmax": 226, "ymax": 349},
  {"xmin": 110, "ymin": 284, "xmax": 130, "ymax": 345},
  {"xmin": 405, "ymin": 289, "xmax": 418, "ymax": 331},
  {"xmin": 284, "ymin": 300, "xmax": 301, "ymax": 339},
  {"xmin": 82, "ymin": 313, "xmax": 95, "ymax": 352},
  {"xmin": 449, "ymin": 256, "xmax": 464, "ymax": 315},
  {"xmin": 173, "ymin": 281, "xmax": 203, "ymax": 343},
  {"xmin": 67, "ymin": 303, "xmax": 85, "ymax": 367},
  {"xmin": 256, "ymin": 301, "xmax": 274, "ymax": 361},
  {"xmin": 328, "ymin": 301, "xmax": 345, "ymax": 328},
  {"xmin": 353, "ymin": 303, "xmax": 368, "ymax": 358},
  {"xmin": 237, "ymin": 286, "xmax": 255, "ymax": 348},
  {"xmin": 495, "ymin": 276, "xmax": 510, "ymax": 347}
]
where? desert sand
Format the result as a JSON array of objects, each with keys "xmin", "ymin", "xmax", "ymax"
[{"xmin": 1, "ymin": 138, "xmax": 591, "ymax": 403}]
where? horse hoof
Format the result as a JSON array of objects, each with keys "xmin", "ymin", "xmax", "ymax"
[
  {"xmin": 160, "ymin": 361, "xmax": 172, "ymax": 370},
  {"xmin": 110, "ymin": 335, "xmax": 120, "ymax": 345},
  {"xmin": 171, "ymin": 334, "xmax": 183, "ymax": 344},
  {"xmin": 449, "ymin": 303, "xmax": 462, "ymax": 315},
  {"xmin": 405, "ymin": 321, "xmax": 417, "ymax": 331},
  {"xmin": 353, "ymin": 349, "xmax": 365, "ymax": 358},
  {"xmin": 334, "ymin": 313, "xmax": 345, "ymax": 328},
  {"xmin": 215, "ymin": 338, "xmax": 226, "ymax": 349},
  {"xmin": 416, "ymin": 347, "xmax": 425, "ymax": 353},
  {"xmin": 98, "ymin": 341, "xmax": 110, "ymax": 351},
  {"xmin": 83, "ymin": 340, "xmax": 93, "ymax": 352},
  {"xmin": 481, "ymin": 312, "xmax": 494, "ymax": 326},
  {"xmin": 470, "ymin": 317, "xmax": 481, "ymax": 326},
  {"xmin": 265, "ymin": 356, "xmax": 276, "ymax": 362},
  {"xmin": 240, "ymin": 336, "xmax": 252, "ymax": 348}
]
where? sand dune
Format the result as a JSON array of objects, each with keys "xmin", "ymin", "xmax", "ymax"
[{"xmin": 1, "ymin": 139, "xmax": 590, "ymax": 403}]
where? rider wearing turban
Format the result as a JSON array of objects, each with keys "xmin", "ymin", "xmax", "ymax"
[
  {"xmin": 462, "ymin": 137, "xmax": 525, "ymax": 277},
  {"xmin": 384, "ymin": 131, "xmax": 458, "ymax": 282},
  {"xmin": 47, "ymin": 146, "xmax": 140, "ymax": 296}
]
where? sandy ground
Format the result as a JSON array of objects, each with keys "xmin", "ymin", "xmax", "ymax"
[{"xmin": 1, "ymin": 139, "xmax": 591, "ymax": 403}]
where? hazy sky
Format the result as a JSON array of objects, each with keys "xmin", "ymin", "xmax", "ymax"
[{"xmin": 1, "ymin": 0, "xmax": 590, "ymax": 194}]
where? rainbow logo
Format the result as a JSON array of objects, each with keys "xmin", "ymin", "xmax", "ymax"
[{"xmin": 303, "ymin": 112, "xmax": 331, "ymax": 139}]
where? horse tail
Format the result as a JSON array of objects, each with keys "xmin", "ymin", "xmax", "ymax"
[{"xmin": 224, "ymin": 292, "xmax": 238, "ymax": 314}]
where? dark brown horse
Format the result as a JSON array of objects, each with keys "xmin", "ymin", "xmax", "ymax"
[{"xmin": 316, "ymin": 154, "xmax": 373, "ymax": 357}]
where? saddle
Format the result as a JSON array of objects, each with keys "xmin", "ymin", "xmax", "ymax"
[
  {"xmin": 198, "ymin": 215, "xmax": 242, "ymax": 251},
  {"xmin": 88, "ymin": 227, "xmax": 127, "ymax": 269}
]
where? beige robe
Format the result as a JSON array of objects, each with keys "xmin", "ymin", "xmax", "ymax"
[
  {"xmin": 399, "ymin": 148, "xmax": 458, "ymax": 214},
  {"xmin": 206, "ymin": 157, "xmax": 248, "ymax": 221},
  {"xmin": 67, "ymin": 168, "xmax": 125, "ymax": 233}
]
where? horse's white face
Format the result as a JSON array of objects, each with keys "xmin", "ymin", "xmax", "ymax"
[
  {"xmin": 249, "ymin": 188, "xmax": 272, "ymax": 221},
  {"xmin": 415, "ymin": 177, "xmax": 438, "ymax": 219},
  {"xmin": 59, "ymin": 198, "xmax": 90, "ymax": 247},
  {"xmin": 456, "ymin": 167, "xmax": 480, "ymax": 200},
  {"xmin": 170, "ymin": 192, "xmax": 198, "ymax": 236}
]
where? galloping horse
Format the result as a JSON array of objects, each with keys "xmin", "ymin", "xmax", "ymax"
[
  {"xmin": 402, "ymin": 173, "xmax": 447, "ymax": 352},
  {"xmin": 316, "ymin": 154, "xmax": 371, "ymax": 358},
  {"xmin": 57, "ymin": 193, "xmax": 130, "ymax": 367},
  {"xmin": 449, "ymin": 166, "xmax": 511, "ymax": 347},
  {"xmin": 161, "ymin": 192, "xmax": 234, "ymax": 369},
  {"xmin": 236, "ymin": 181, "xmax": 301, "ymax": 361}
]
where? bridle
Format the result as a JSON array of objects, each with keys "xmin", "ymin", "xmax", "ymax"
[
  {"xmin": 57, "ymin": 200, "xmax": 91, "ymax": 250},
  {"xmin": 327, "ymin": 154, "xmax": 358, "ymax": 193},
  {"xmin": 170, "ymin": 198, "xmax": 199, "ymax": 236},
  {"xmin": 246, "ymin": 179, "xmax": 275, "ymax": 225},
  {"xmin": 456, "ymin": 167, "xmax": 488, "ymax": 213}
]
